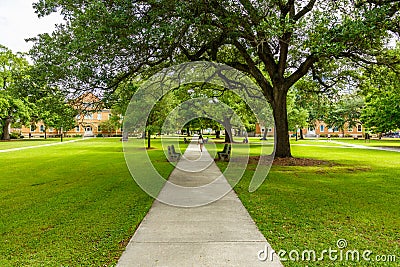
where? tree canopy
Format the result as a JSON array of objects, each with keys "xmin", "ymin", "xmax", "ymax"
[
  {"xmin": 324, "ymin": 94, "xmax": 365, "ymax": 135},
  {"xmin": 0, "ymin": 45, "xmax": 31, "ymax": 140},
  {"xmin": 30, "ymin": 0, "xmax": 400, "ymax": 157},
  {"xmin": 359, "ymin": 63, "xmax": 400, "ymax": 133}
]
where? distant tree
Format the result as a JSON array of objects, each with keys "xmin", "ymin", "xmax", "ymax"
[
  {"xmin": 290, "ymin": 78, "xmax": 330, "ymax": 133},
  {"xmin": 37, "ymin": 90, "xmax": 77, "ymax": 140},
  {"xmin": 324, "ymin": 95, "xmax": 365, "ymax": 136},
  {"xmin": 0, "ymin": 45, "xmax": 31, "ymax": 140},
  {"xmin": 287, "ymin": 89, "xmax": 309, "ymax": 139},
  {"xmin": 99, "ymin": 116, "xmax": 121, "ymax": 137},
  {"xmin": 359, "ymin": 64, "xmax": 400, "ymax": 134},
  {"xmin": 179, "ymin": 88, "xmax": 259, "ymax": 143}
]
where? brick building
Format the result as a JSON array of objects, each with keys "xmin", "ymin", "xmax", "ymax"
[{"xmin": 18, "ymin": 93, "xmax": 122, "ymax": 138}]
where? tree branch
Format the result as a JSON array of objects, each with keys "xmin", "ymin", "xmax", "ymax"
[
  {"xmin": 232, "ymin": 40, "xmax": 274, "ymax": 102},
  {"xmin": 293, "ymin": 0, "xmax": 317, "ymax": 21},
  {"xmin": 238, "ymin": 0, "xmax": 260, "ymax": 25},
  {"xmin": 285, "ymin": 55, "xmax": 316, "ymax": 89}
]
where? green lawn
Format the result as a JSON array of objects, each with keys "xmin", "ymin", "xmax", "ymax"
[
  {"xmin": 2, "ymin": 137, "xmax": 398, "ymax": 266},
  {"xmin": 0, "ymin": 138, "xmax": 181, "ymax": 266},
  {"xmin": 211, "ymin": 141, "xmax": 399, "ymax": 266}
]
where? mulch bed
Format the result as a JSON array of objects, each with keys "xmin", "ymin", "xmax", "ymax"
[
  {"xmin": 227, "ymin": 156, "xmax": 336, "ymax": 167},
  {"xmin": 271, "ymin": 157, "xmax": 336, "ymax": 166}
]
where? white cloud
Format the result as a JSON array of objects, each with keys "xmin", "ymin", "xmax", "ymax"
[{"xmin": 0, "ymin": 0, "xmax": 63, "ymax": 53}]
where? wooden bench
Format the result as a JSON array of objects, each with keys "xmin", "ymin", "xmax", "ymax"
[
  {"xmin": 217, "ymin": 144, "xmax": 231, "ymax": 161},
  {"xmin": 168, "ymin": 145, "xmax": 181, "ymax": 161}
]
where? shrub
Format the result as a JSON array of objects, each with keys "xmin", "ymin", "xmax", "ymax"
[
  {"xmin": 10, "ymin": 132, "xmax": 20, "ymax": 139},
  {"xmin": 319, "ymin": 134, "xmax": 326, "ymax": 138}
]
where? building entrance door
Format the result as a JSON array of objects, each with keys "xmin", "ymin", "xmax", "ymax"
[{"xmin": 84, "ymin": 126, "xmax": 93, "ymax": 136}]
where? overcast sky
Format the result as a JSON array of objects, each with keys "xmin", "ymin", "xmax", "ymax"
[{"xmin": 0, "ymin": 0, "xmax": 63, "ymax": 53}]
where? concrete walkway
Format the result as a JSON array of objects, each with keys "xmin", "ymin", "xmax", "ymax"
[
  {"xmin": 117, "ymin": 138, "xmax": 282, "ymax": 266},
  {"xmin": 324, "ymin": 140, "xmax": 400, "ymax": 152},
  {"xmin": 0, "ymin": 138, "xmax": 85, "ymax": 153}
]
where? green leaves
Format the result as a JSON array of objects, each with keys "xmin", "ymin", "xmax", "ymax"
[
  {"xmin": 359, "ymin": 64, "xmax": 400, "ymax": 133},
  {"xmin": 287, "ymin": 88, "xmax": 309, "ymax": 131},
  {"xmin": 324, "ymin": 95, "xmax": 365, "ymax": 132},
  {"xmin": 0, "ymin": 45, "xmax": 32, "ymax": 139}
]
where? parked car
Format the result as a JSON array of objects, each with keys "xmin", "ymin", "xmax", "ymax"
[{"xmin": 384, "ymin": 132, "xmax": 400, "ymax": 138}]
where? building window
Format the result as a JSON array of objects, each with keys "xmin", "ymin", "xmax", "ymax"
[
  {"xmin": 49, "ymin": 127, "xmax": 54, "ymax": 132},
  {"xmin": 75, "ymin": 126, "xmax": 80, "ymax": 132},
  {"xmin": 40, "ymin": 125, "xmax": 45, "ymax": 132},
  {"xmin": 328, "ymin": 127, "xmax": 333, "ymax": 133},
  {"xmin": 30, "ymin": 125, "xmax": 36, "ymax": 132},
  {"xmin": 333, "ymin": 126, "xmax": 339, "ymax": 132},
  {"xmin": 98, "ymin": 126, "xmax": 101, "ymax": 132},
  {"xmin": 320, "ymin": 125, "xmax": 324, "ymax": 132},
  {"xmin": 357, "ymin": 125, "xmax": 362, "ymax": 132},
  {"xmin": 97, "ymin": 113, "xmax": 102, "ymax": 120},
  {"xmin": 84, "ymin": 113, "xmax": 93, "ymax": 120}
]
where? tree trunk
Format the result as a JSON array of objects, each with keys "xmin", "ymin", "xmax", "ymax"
[
  {"xmin": 262, "ymin": 128, "xmax": 268, "ymax": 140},
  {"xmin": 272, "ymin": 92, "xmax": 292, "ymax": 158},
  {"xmin": 44, "ymin": 128, "xmax": 47, "ymax": 140},
  {"xmin": 1, "ymin": 117, "xmax": 12, "ymax": 140},
  {"xmin": 186, "ymin": 126, "xmax": 190, "ymax": 136},
  {"xmin": 224, "ymin": 129, "xmax": 232, "ymax": 143},
  {"xmin": 216, "ymin": 130, "xmax": 220, "ymax": 139},
  {"xmin": 147, "ymin": 130, "xmax": 151, "ymax": 148},
  {"xmin": 223, "ymin": 117, "xmax": 233, "ymax": 143},
  {"xmin": 299, "ymin": 128, "xmax": 304, "ymax": 140},
  {"xmin": 122, "ymin": 131, "xmax": 129, "ymax": 141}
]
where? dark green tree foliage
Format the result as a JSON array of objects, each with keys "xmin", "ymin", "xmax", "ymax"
[
  {"xmin": 0, "ymin": 45, "xmax": 31, "ymax": 140},
  {"xmin": 324, "ymin": 95, "xmax": 365, "ymax": 135},
  {"xmin": 31, "ymin": 0, "xmax": 400, "ymax": 157},
  {"xmin": 291, "ymin": 78, "xmax": 331, "ymax": 127},
  {"xmin": 177, "ymin": 86, "xmax": 258, "ymax": 143},
  {"xmin": 20, "ymin": 66, "xmax": 78, "ymax": 140},
  {"xmin": 99, "ymin": 114, "xmax": 121, "ymax": 136},
  {"xmin": 287, "ymin": 88, "xmax": 309, "ymax": 135},
  {"xmin": 37, "ymin": 91, "xmax": 77, "ymax": 140},
  {"xmin": 360, "ymin": 65, "xmax": 400, "ymax": 133}
]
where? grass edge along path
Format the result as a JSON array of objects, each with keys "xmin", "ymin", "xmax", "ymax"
[{"xmin": 0, "ymin": 137, "xmax": 186, "ymax": 266}]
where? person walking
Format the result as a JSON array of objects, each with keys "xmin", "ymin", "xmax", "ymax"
[{"xmin": 198, "ymin": 134, "xmax": 204, "ymax": 152}]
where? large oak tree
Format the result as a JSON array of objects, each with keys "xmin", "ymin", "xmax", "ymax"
[{"xmin": 30, "ymin": 0, "xmax": 399, "ymax": 157}]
